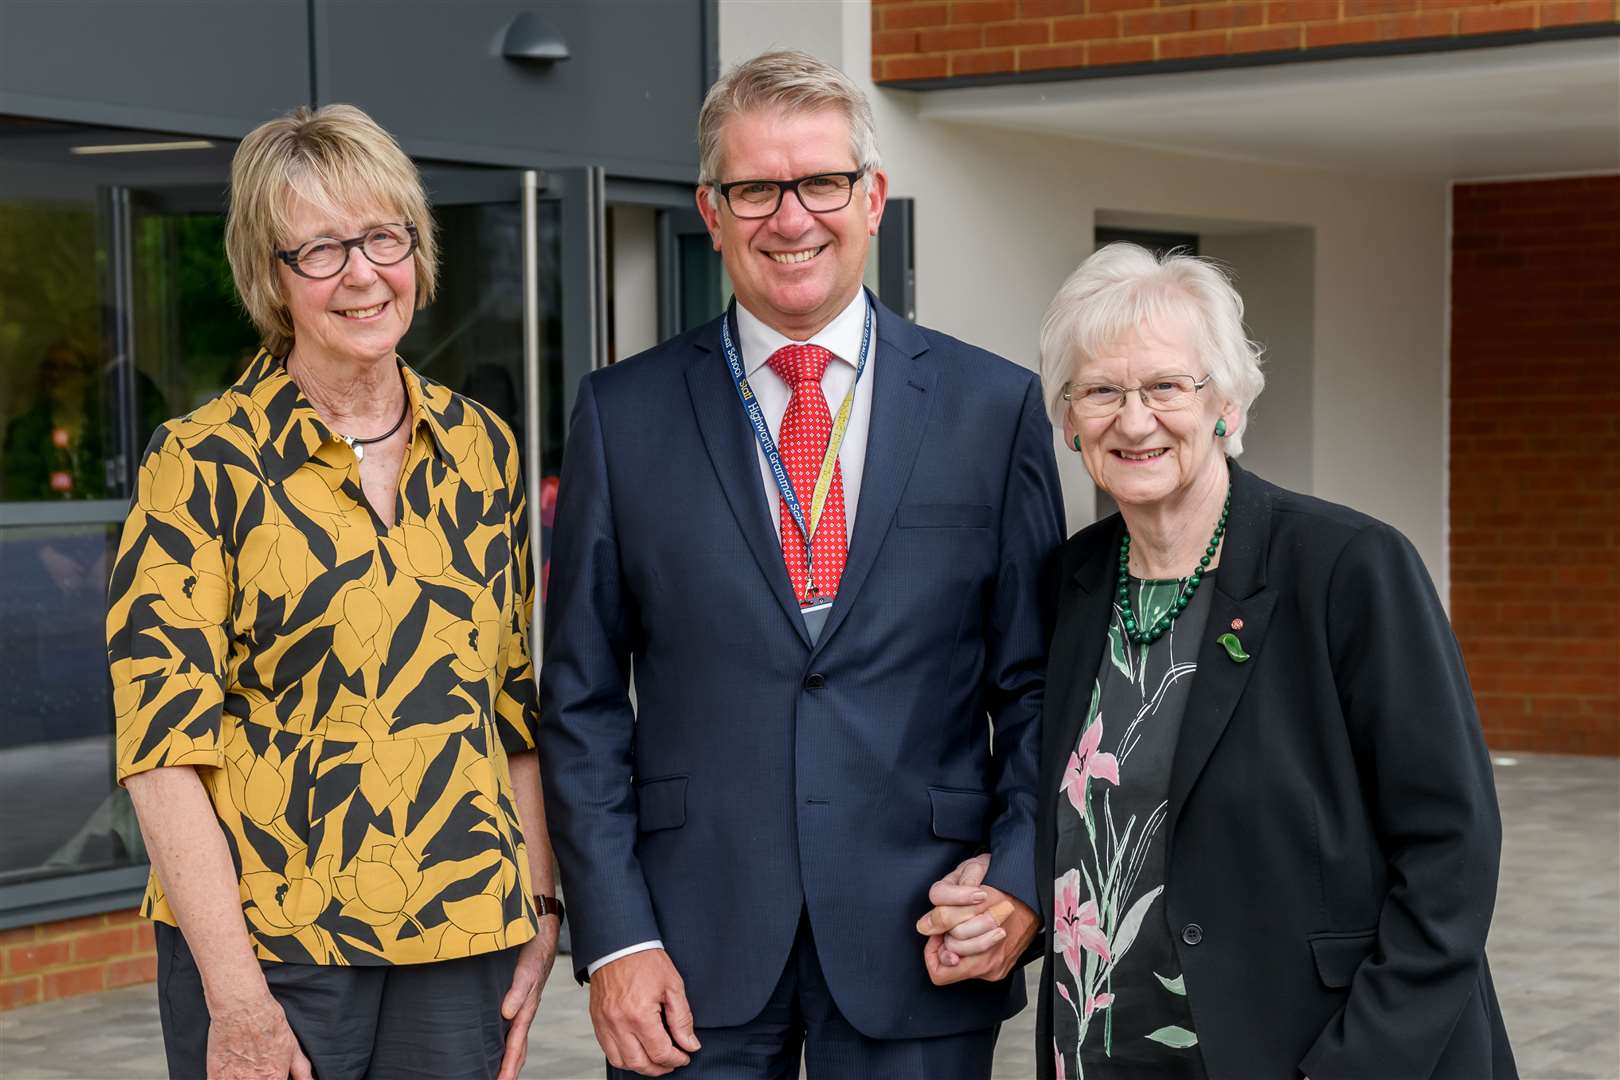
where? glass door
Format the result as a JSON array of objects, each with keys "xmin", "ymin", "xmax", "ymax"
[
  {"xmin": 659, "ymin": 205, "xmax": 725, "ymax": 338},
  {"xmin": 402, "ymin": 166, "xmax": 562, "ymax": 625},
  {"xmin": 0, "ymin": 138, "xmax": 578, "ymax": 923},
  {"xmin": 0, "ymin": 159, "xmax": 251, "ymax": 917},
  {"xmin": 125, "ymin": 166, "xmax": 567, "ymax": 647}
]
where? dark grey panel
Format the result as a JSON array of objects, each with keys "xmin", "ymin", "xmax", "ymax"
[
  {"xmin": 315, "ymin": 0, "xmax": 705, "ymax": 182},
  {"xmin": 0, "ymin": 866, "xmax": 149, "ymax": 931},
  {"xmin": 878, "ymin": 197, "xmax": 915, "ymax": 322},
  {"xmin": 0, "ymin": 0, "xmax": 310, "ymax": 136}
]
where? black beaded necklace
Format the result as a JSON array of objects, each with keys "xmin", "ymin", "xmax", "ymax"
[{"xmin": 1116, "ymin": 490, "xmax": 1231, "ymax": 645}]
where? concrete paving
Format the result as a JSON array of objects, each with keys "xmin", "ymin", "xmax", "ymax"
[{"xmin": 2, "ymin": 753, "xmax": 1615, "ymax": 1080}]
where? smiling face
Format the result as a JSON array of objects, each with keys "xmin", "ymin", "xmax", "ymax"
[
  {"xmin": 276, "ymin": 196, "xmax": 415, "ymax": 368},
  {"xmin": 696, "ymin": 106, "xmax": 887, "ymax": 340},
  {"xmin": 1063, "ymin": 317, "xmax": 1239, "ymax": 511}
]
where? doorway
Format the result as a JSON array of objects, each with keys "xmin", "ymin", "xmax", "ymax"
[{"xmin": 0, "ymin": 121, "xmax": 576, "ymax": 922}]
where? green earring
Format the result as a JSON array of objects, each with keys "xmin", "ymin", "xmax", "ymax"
[
  {"xmin": 1072, "ymin": 434, "xmax": 1083, "ymax": 452},
  {"xmin": 1215, "ymin": 419, "xmax": 1228, "ymax": 438}
]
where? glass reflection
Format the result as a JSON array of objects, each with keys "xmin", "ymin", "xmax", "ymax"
[
  {"xmin": 0, "ymin": 202, "xmax": 108, "ymax": 501},
  {"xmin": 0, "ymin": 523, "xmax": 143, "ymax": 882},
  {"xmin": 0, "ymin": 151, "xmax": 562, "ymax": 899}
]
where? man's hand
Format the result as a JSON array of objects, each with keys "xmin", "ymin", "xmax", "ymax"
[
  {"xmin": 916, "ymin": 854, "xmax": 1040, "ymax": 986},
  {"xmin": 589, "ymin": 948, "xmax": 701, "ymax": 1077},
  {"xmin": 205, "ymin": 991, "xmax": 312, "ymax": 1080},
  {"xmin": 497, "ymin": 918, "xmax": 561, "ymax": 1080}
]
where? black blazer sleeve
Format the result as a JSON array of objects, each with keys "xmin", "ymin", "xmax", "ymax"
[{"xmin": 1300, "ymin": 523, "xmax": 1503, "ymax": 1080}]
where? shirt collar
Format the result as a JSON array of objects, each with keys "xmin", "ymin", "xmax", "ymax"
[
  {"xmin": 735, "ymin": 289, "xmax": 869, "ymax": 380},
  {"xmin": 232, "ymin": 347, "xmax": 451, "ymax": 482}
]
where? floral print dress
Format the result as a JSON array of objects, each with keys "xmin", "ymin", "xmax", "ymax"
[{"xmin": 1052, "ymin": 574, "xmax": 1215, "ymax": 1079}]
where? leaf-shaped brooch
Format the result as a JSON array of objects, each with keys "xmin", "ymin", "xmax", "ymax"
[{"xmin": 1216, "ymin": 632, "xmax": 1250, "ymax": 663}]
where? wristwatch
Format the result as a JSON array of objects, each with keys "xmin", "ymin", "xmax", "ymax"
[{"xmin": 534, "ymin": 894, "xmax": 566, "ymax": 922}]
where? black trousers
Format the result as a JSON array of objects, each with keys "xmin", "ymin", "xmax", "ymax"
[
  {"xmin": 155, "ymin": 922, "xmax": 521, "ymax": 1080},
  {"xmin": 607, "ymin": 912, "xmax": 999, "ymax": 1080}
]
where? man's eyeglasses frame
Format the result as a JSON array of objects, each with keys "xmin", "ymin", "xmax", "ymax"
[{"xmin": 713, "ymin": 171, "xmax": 865, "ymax": 220}]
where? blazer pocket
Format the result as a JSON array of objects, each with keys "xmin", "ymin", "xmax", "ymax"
[
  {"xmin": 636, "ymin": 775, "xmax": 688, "ymax": 833},
  {"xmin": 897, "ymin": 503, "xmax": 993, "ymax": 529},
  {"xmin": 928, "ymin": 786, "xmax": 993, "ymax": 843},
  {"xmin": 1308, "ymin": 929, "xmax": 1379, "ymax": 989}
]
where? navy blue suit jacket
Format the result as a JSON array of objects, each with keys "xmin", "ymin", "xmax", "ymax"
[{"xmin": 538, "ymin": 295, "xmax": 1064, "ymax": 1039}]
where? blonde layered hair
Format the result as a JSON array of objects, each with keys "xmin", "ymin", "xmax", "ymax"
[
  {"xmin": 696, "ymin": 50, "xmax": 881, "ymax": 200},
  {"xmin": 1040, "ymin": 243, "xmax": 1266, "ymax": 457},
  {"xmin": 225, "ymin": 104, "xmax": 438, "ymax": 356}
]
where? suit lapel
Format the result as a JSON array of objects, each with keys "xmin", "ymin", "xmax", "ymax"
[
  {"xmin": 1167, "ymin": 461, "xmax": 1276, "ymax": 835},
  {"xmin": 684, "ymin": 318, "xmax": 812, "ymax": 646},
  {"xmin": 1043, "ymin": 534, "xmax": 1119, "ymax": 790},
  {"xmin": 810, "ymin": 297, "xmax": 934, "ymax": 655},
  {"xmin": 1037, "ymin": 526, "xmax": 1119, "ymax": 908}
]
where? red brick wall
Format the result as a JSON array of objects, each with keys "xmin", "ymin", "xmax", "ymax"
[
  {"xmin": 0, "ymin": 910, "xmax": 155, "ymax": 1011},
  {"xmin": 1450, "ymin": 176, "xmax": 1620, "ymax": 756},
  {"xmin": 871, "ymin": 0, "xmax": 1620, "ymax": 81}
]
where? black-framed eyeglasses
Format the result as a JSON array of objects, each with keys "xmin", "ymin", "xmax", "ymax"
[
  {"xmin": 275, "ymin": 222, "xmax": 418, "ymax": 280},
  {"xmin": 1061, "ymin": 373, "xmax": 1215, "ymax": 417},
  {"xmin": 714, "ymin": 171, "xmax": 864, "ymax": 220}
]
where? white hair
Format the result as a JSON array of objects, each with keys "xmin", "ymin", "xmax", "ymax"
[
  {"xmin": 1039, "ymin": 243, "xmax": 1266, "ymax": 456},
  {"xmin": 696, "ymin": 50, "xmax": 881, "ymax": 203}
]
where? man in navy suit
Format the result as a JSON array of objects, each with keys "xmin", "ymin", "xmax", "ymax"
[{"xmin": 539, "ymin": 50, "xmax": 1064, "ymax": 1079}]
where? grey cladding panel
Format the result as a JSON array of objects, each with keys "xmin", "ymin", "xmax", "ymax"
[
  {"xmin": 0, "ymin": 0, "xmax": 311, "ymax": 135},
  {"xmin": 316, "ymin": 0, "xmax": 703, "ymax": 177}
]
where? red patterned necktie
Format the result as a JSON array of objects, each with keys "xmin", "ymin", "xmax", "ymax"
[{"xmin": 767, "ymin": 343, "xmax": 848, "ymax": 604}]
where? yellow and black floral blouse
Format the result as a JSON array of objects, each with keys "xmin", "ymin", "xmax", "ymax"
[{"xmin": 107, "ymin": 348, "xmax": 540, "ymax": 966}]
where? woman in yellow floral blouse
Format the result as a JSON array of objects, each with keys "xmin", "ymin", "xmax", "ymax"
[{"xmin": 107, "ymin": 104, "xmax": 559, "ymax": 1080}]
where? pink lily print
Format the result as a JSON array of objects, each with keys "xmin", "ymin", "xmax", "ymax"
[
  {"xmin": 1061, "ymin": 976, "xmax": 1116, "ymax": 1022},
  {"xmin": 1054, "ymin": 869, "xmax": 1113, "ymax": 980},
  {"xmin": 1062, "ymin": 718, "xmax": 1120, "ymax": 819},
  {"xmin": 1053, "ymin": 579, "xmax": 1205, "ymax": 1078}
]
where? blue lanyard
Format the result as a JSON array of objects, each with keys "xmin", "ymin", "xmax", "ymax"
[{"xmin": 720, "ymin": 295, "xmax": 874, "ymax": 598}]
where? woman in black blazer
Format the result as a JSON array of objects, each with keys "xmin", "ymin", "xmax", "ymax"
[{"xmin": 920, "ymin": 244, "xmax": 1515, "ymax": 1079}]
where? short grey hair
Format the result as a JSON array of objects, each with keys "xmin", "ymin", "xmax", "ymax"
[
  {"xmin": 1039, "ymin": 243, "xmax": 1266, "ymax": 457},
  {"xmin": 697, "ymin": 50, "xmax": 881, "ymax": 197}
]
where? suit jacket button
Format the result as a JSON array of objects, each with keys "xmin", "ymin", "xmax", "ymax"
[
  {"xmin": 804, "ymin": 673, "xmax": 826, "ymax": 689},
  {"xmin": 1181, "ymin": 923, "xmax": 1204, "ymax": 946}
]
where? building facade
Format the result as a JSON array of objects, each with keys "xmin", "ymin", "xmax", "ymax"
[
  {"xmin": 0, "ymin": 0, "xmax": 737, "ymax": 1008},
  {"xmin": 1, "ymin": 0, "xmax": 1615, "ymax": 1010},
  {"xmin": 724, "ymin": 0, "xmax": 1618, "ymax": 752}
]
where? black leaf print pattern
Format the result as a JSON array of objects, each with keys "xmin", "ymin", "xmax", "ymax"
[{"xmin": 108, "ymin": 349, "xmax": 540, "ymax": 965}]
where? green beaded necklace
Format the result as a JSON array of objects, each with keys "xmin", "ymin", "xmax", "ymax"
[{"xmin": 1116, "ymin": 490, "xmax": 1231, "ymax": 646}]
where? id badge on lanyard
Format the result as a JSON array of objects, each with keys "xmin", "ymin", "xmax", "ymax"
[{"xmin": 720, "ymin": 296, "xmax": 873, "ymax": 639}]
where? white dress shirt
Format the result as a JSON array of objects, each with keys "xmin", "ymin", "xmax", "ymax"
[
  {"xmin": 736, "ymin": 288, "xmax": 875, "ymax": 540},
  {"xmin": 585, "ymin": 289, "xmax": 876, "ymax": 977}
]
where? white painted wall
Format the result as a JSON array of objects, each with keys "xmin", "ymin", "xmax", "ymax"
[
  {"xmin": 717, "ymin": 0, "xmax": 1450, "ymax": 593},
  {"xmin": 1200, "ymin": 227, "xmax": 1316, "ymax": 498}
]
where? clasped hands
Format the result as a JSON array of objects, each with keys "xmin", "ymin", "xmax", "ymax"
[{"xmin": 915, "ymin": 853, "xmax": 1039, "ymax": 986}]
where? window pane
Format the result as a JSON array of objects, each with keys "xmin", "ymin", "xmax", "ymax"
[
  {"xmin": 0, "ymin": 202, "xmax": 110, "ymax": 502},
  {"xmin": 397, "ymin": 199, "xmax": 563, "ymax": 602},
  {"xmin": 679, "ymin": 231, "xmax": 723, "ymax": 334},
  {"xmin": 0, "ymin": 147, "xmax": 253, "ymax": 899},
  {"xmin": 0, "ymin": 522, "xmax": 142, "ymax": 884},
  {"xmin": 130, "ymin": 210, "xmax": 259, "ymax": 448}
]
